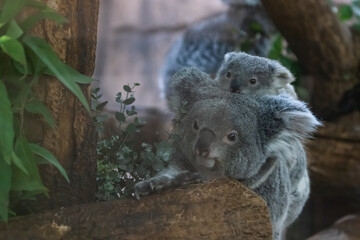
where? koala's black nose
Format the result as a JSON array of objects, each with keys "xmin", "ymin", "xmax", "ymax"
[
  {"xmin": 230, "ymin": 79, "xmax": 241, "ymax": 93},
  {"xmin": 195, "ymin": 128, "xmax": 215, "ymax": 158}
]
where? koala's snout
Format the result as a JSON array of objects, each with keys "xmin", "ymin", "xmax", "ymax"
[
  {"xmin": 195, "ymin": 128, "xmax": 215, "ymax": 157},
  {"xmin": 230, "ymin": 78, "xmax": 241, "ymax": 93}
]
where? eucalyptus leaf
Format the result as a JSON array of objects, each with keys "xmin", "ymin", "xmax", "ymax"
[
  {"xmin": 123, "ymin": 85, "xmax": 132, "ymax": 92},
  {"xmin": 125, "ymin": 123, "xmax": 136, "ymax": 135},
  {"xmin": 115, "ymin": 112, "xmax": 126, "ymax": 122},
  {"xmin": 96, "ymin": 101, "xmax": 108, "ymax": 111},
  {"xmin": 123, "ymin": 97, "xmax": 135, "ymax": 105},
  {"xmin": 0, "ymin": 81, "xmax": 14, "ymax": 165},
  {"xmin": 23, "ymin": 36, "xmax": 90, "ymax": 112}
]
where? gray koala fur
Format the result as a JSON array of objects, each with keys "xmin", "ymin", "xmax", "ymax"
[
  {"xmin": 216, "ymin": 51, "xmax": 298, "ymax": 98},
  {"xmin": 160, "ymin": 2, "xmax": 275, "ymax": 100},
  {"xmin": 135, "ymin": 68, "xmax": 320, "ymax": 239}
]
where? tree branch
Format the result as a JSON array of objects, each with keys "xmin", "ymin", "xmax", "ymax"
[{"xmin": 0, "ymin": 179, "xmax": 272, "ymax": 240}]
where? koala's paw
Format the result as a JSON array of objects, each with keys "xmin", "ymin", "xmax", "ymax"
[
  {"xmin": 134, "ymin": 171, "xmax": 203, "ymax": 200},
  {"xmin": 172, "ymin": 171, "xmax": 203, "ymax": 186},
  {"xmin": 134, "ymin": 175, "xmax": 172, "ymax": 200}
]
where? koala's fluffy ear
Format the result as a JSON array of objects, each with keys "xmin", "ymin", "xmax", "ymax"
[
  {"xmin": 261, "ymin": 95, "xmax": 321, "ymax": 141},
  {"xmin": 269, "ymin": 61, "xmax": 295, "ymax": 87},
  {"xmin": 168, "ymin": 67, "xmax": 214, "ymax": 112},
  {"xmin": 224, "ymin": 52, "xmax": 237, "ymax": 63}
]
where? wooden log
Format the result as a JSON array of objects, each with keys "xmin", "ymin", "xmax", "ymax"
[
  {"xmin": 307, "ymin": 214, "xmax": 360, "ymax": 240},
  {"xmin": 0, "ymin": 179, "xmax": 272, "ymax": 240}
]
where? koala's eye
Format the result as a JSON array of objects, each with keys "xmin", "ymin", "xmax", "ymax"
[
  {"xmin": 226, "ymin": 72, "xmax": 232, "ymax": 78},
  {"xmin": 223, "ymin": 131, "xmax": 238, "ymax": 143},
  {"xmin": 249, "ymin": 78, "xmax": 257, "ymax": 85},
  {"xmin": 193, "ymin": 120, "xmax": 199, "ymax": 130}
]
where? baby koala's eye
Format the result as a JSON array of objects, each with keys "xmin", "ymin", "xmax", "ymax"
[
  {"xmin": 193, "ymin": 120, "xmax": 199, "ymax": 130},
  {"xmin": 249, "ymin": 78, "xmax": 257, "ymax": 85},
  {"xmin": 226, "ymin": 72, "xmax": 232, "ymax": 78},
  {"xmin": 223, "ymin": 130, "xmax": 238, "ymax": 143}
]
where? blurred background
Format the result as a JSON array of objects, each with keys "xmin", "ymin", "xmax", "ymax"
[{"xmin": 92, "ymin": 0, "xmax": 360, "ymax": 239}]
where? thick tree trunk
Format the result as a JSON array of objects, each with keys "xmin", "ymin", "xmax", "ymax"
[
  {"xmin": 260, "ymin": 0, "xmax": 359, "ymax": 112},
  {"xmin": 0, "ymin": 179, "xmax": 272, "ymax": 240},
  {"xmin": 20, "ymin": 0, "xmax": 99, "ymax": 212},
  {"xmin": 260, "ymin": 0, "xmax": 360, "ymax": 237}
]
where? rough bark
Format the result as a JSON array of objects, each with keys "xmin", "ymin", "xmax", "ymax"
[
  {"xmin": 0, "ymin": 179, "xmax": 272, "ymax": 240},
  {"xmin": 260, "ymin": 0, "xmax": 359, "ymax": 112},
  {"xmin": 20, "ymin": 0, "xmax": 99, "ymax": 212},
  {"xmin": 307, "ymin": 214, "xmax": 360, "ymax": 240}
]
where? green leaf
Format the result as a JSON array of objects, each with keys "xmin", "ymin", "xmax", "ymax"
[
  {"xmin": 0, "ymin": 156, "xmax": 11, "ymax": 222},
  {"xmin": 155, "ymin": 141, "xmax": 174, "ymax": 162},
  {"xmin": 96, "ymin": 101, "xmax": 108, "ymax": 111},
  {"xmin": 115, "ymin": 112, "xmax": 126, "ymax": 122},
  {"xmin": 12, "ymin": 138, "xmax": 46, "ymax": 192},
  {"xmin": 30, "ymin": 143, "xmax": 69, "ymax": 183},
  {"xmin": 338, "ymin": 5, "xmax": 353, "ymax": 21},
  {"xmin": 250, "ymin": 21, "xmax": 263, "ymax": 33},
  {"xmin": 12, "ymin": 151, "xmax": 29, "ymax": 175},
  {"xmin": 20, "ymin": 11, "xmax": 68, "ymax": 32},
  {"xmin": 0, "ymin": 0, "xmax": 27, "ymax": 28},
  {"xmin": 0, "ymin": 36, "xmax": 27, "ymax": 66},
  {"xmin": 25, "ymin": 99, "xmax": 55, "ymax": 128},
  {"xmin": 6, "ymin": 20, "xmax": 23, "ymax": 39},
  {"xmin": 23, "ymin": 36, "xmax": 90, "ymax": 112},
  {"xmin": 0, "ymin": 81, "xmax": 14, "ymax": 165},
  {"xmin": 123, "ymin": 85, "xmax": 132, "ymax": 92},
  {"xmin": 267, "ymin": 34, "xmax": 283, "ymax": 60},
  {"xmin": 125, "ymin": 123, "xmax": 136, "ymax": 135},
  {"xmin": 62, "ymin": 64, "xmax": 93, "ymax": 84},
  {"xmin": 123, "ymin": 97, "xmax": 135, "ymax": 105},
  {"xmin": 25, "ymin": 1, "xmax": 48, "ymax": 9}
]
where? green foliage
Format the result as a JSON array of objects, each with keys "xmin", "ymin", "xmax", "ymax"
[
  {"xmin": 333, "ymin": 0, "xmax": 360, "ymax": 30},
  {"xmin": 94, "ymin": 84, "xmax": 175, "ymax": 201},
  {"xmin": 0, "ymin": 0, "xmax": 93, "ymax": 222},
  {"xmin": 267, "ymin": 34, "xmax": 307, "ymax": 98}
]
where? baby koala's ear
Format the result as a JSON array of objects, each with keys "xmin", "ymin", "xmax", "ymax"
[
  {"xmin": 168, "ymin": 67, "xmax": 213, "ymax": 113},
  {"xmin": 224, "ymin": 52, "xmax": 237, "ymax": 63},
  {"xmin": 269, "ymin": 61, "xmax": 295, "ymax": 88}
]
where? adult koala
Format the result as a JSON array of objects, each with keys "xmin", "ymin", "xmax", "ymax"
[{"xmin": 135, "ymin": 68, "xmax": 321, "ymax": 239}]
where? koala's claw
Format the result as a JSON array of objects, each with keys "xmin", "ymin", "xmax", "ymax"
[
  {"xmin": 172, "ymin": 171, "xmax": 203, "ymax": 186},
  {"xmin": 133, "ymin": 171, "xmax": 203, "ymax": 200}
]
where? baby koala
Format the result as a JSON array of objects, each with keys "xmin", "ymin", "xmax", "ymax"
[{"xmin": 216, "ymin": 52, "xmax": 298, "ymax": 98}]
